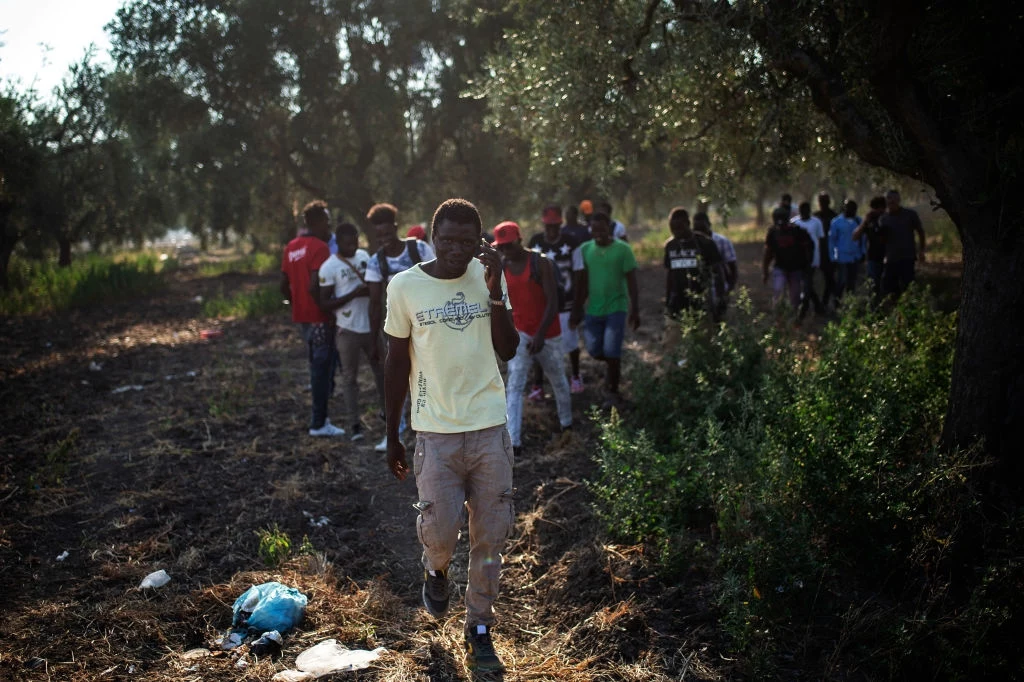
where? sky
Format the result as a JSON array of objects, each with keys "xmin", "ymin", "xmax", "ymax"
[{"xmin": 0, "ymin": 0, "xmax": 126, "ymax": 98}]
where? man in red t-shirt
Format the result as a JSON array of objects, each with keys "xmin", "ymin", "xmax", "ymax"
[
  {"xmin": 280, "ymin": 200, "xmax": 344, "ymax": 436},
  {"xmin": 493, "ymin": 221, "xmax": 573, "ymax": 457}
]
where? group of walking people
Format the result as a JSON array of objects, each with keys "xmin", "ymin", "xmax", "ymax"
[
  {"xmin": 277, "ymin": 189, "xmax": 925, "ymax": 673},
  {"xmin": 762, "ymin": 190, "xmax": 926, "ymax": 319},
  {"xmin": 279, "ymin": 196, "xmax": 641, "ymax": 672}
]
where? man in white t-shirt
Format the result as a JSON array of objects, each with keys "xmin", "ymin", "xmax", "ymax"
[
  {"xmin": 364, "ymin": 203, "xmax": 435, "ymax": 451},
  {"xmin": 792, "ymin": 201, "xmax": 825, "ymax": 320},
  {"xmin": 317, "ymin": 222, "xmax": 383, "ymax": 442},
  {"xmin": 383, "ymin": 198, "xmax": 518, "ymax": 673}
]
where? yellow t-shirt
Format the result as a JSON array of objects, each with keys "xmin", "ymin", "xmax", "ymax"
[{"xmin": 384, "ymin": 259, "xmax": 510, "ymax": 434}]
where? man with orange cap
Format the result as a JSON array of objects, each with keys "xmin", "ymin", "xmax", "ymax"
[{"xmin": 578, "ymin": 199, "xmax": 594, "ymax": 228}]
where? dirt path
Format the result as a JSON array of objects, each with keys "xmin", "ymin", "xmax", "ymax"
[{"xmin": 0, "ymin": 245, "xmax": 959, "ymax": 681}]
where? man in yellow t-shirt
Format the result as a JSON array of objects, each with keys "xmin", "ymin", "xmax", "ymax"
[{"xmin": 383, "ymin": 198, "xmax": 519, "ymax": 673}]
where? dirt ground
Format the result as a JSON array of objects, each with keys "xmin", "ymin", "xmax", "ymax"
[{"xmin": 0, "ymin": 242, "xmax": 960, "ymax": 681}]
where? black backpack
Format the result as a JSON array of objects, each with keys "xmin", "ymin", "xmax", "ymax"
[
  {"xmin": 376, "ymin": 238, "xmax": 421, "ymax": 282},
  {"xmin": 526, "ymin": 250, "xmax": 567, "ymax": 309}
]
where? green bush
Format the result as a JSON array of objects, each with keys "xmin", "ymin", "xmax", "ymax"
[
  {"xmin": 202, "ymin": 284, "xmax": 282, "ymax": 318},
  {"xmin": 0, "ymin": 253, "xmax": 174, "ymax": 315},
  {"xmin": 593, "ymin": 286, "xmax": 1022, "ymax": 678}
]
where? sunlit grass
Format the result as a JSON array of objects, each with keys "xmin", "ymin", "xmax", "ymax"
[
  {"xmin": 198, "ymin": 253, "xmax": 278, "ymax": 277},
  {"xmin": 0, "ymin": 253, "xmax": 175, "ymax": 316},
  {"xmin": 202, "ymin": 284, "xmax": 282, "ymax": 318}
]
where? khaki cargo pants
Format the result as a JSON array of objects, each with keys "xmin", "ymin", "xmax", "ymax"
[{"xmin": 412, "ymin": 423, "xmax": 515, "ymax": 630}]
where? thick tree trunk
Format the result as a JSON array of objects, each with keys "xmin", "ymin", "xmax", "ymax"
[
  {"xmin": 58, "ymin": 236, "xmax": 72, "ymax": 267},
  {"xmin": 0, "ymin": 240, "xmax": 15, "ymax": 291},
  {"xmin": 941, "ymin": 230, "xmax": 1024, "ymax": 503}
]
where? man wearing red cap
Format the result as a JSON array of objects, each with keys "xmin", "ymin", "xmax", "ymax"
[
  {"xmin": 495, "ymin": 220, "xmax": 574, "ymax": 457},
  {"xmin": 527, "ymin": 204, "xmax": 585, "ymax": 394}
]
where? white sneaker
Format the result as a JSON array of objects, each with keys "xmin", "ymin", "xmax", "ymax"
[
  {"xmin": 309, "ymin": 420, "xmax": 345, "ymax": 437},
  {"xmin": 374, "ymin": 435, "xmax": 388, "ymax": 452}
]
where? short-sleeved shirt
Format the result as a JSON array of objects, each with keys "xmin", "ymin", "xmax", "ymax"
[
  {"xmin": 318, "ymin": 250, "xmax": 371, "ymax": 333},
  {"xmin": 612, "ymin": 220, "xmax": 628, "ymax": 241},
  {"xmin": 879, "ymin": 208, "xmax": 922, "ymax": 262},
  {"xmin": 365, "ymin": 240, "xmax": 435, "ymax": 284},
  {"xmin": 562, "ymin": 223, "xmax": 590, "ymax": 245},
  {"xmin": 862, "ymin": 210, "xmax": 887, "ymax": 261},
  {"xmin": 815, "ymin": 208, "xmax": 838, "ymax": 238},
  {"xmin": 281, "ymin": 236, "xmax": 331, "ymax": 323},
  {"xmin": 664, "ymin": 233, "xmax": 722, "ymax": 314},
  {"xmin": 528, "ymin": 232, "xmax": 579, "ymax": 313},
  {"xmin": 575, "ymin": 239, "xmax": 637, "ymax": 316},
  {"xmin": 793, "ymin": 217, "xmax": 825, "ymax": 268},
  {"xmin": 383, "ymin": 259, "xmax": 510, "ymax": 434}
]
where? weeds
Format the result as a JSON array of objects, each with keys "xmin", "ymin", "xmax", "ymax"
[
  {"xmin": 198, "ymin": 253, "xmax": 278, "ymax": 277},
  {"xmin": 0, "ymin": 254, "xmax": 173, "ymax": 315},
  {"xmin": 202, "ymin": 285, "xmax": 281, "ymax": 319},
  {"xmin": 256, "ymin": 524, "xmax": 292, "ymax": 567}
]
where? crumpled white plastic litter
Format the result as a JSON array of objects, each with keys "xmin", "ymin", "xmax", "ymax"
[
  {"xmin": 139, "ymin": 569, "xmax": 171, "ymax": 589},
  {"xmin": 270, "ymin": 640, "xmax": 386, "ymax": 681}
]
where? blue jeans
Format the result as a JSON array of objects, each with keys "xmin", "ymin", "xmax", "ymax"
[
  {"xmin": 834, "ymin": 262, "xmax": 861, "ymax": 299},
  {"xmin": 583, "ymin": 311, "xmax": 627, "ymax": 359},
  {"xmin": 304, "ymin": 323, "xmax": 337, "ymax": 429}
]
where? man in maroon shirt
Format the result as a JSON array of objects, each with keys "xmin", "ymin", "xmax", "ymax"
[{"xmin": 280, "ymin": 200, "xmax": 344, "ymax": 436}]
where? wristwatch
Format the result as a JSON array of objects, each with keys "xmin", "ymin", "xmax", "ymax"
[{"xmin": 488, "ymin": 292, "xmax": 507, "ymax": 306}]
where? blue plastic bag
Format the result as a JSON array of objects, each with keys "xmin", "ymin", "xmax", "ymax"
[{"xmin": 232, "ymin": 582, "xmax": 308, "ymax": 634}]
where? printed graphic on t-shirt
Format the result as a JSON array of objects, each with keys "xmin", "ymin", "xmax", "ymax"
[
  {"xmin": 288, "ymin": 246, "xmax": 308, "ymax": 262},
  {"xmin": 413, "ymin": 291, "xmax": 491, "ymax": 331},
  {"xmin": 669, "ymin": 247, "xmax": 700, "ymax": 270}
]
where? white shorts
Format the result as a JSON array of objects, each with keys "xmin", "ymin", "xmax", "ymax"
[{"xmin": 558, "ymin": 311, "xmax": 578, "ymax": 354}]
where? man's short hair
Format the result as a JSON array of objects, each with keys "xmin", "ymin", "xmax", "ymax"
[
  {"xmin": 818, "ymin": 192, "xmax": 831, "ymax": 203},
  {"xmin": 366, "ymin": 203, "xmax": 398, "ymax": 225},
  {"xmin": 870, "ymin": 196, "xmax": 886, "ymax": 210},
  {"xmin": 886, "ymin": 189, "xmax": 900, "ymax": 199},
  {"xmin": 303, "ymin": 200, "xmax": 330, "ymax": 226},
  {"xmin": 799, "ymin": 201, "xmax": 812, "ymax": 217},
  {"xmin": 336, "ymin": 222, "xmax": 359, "ymax": 239},
  {"xmin": 431, "ymin": 198, "xmax": 481, "ymax": 235},
  {"xmin": 598, "ymin": 201, "xmax": 613, "ymax": 215},
  {"xmin": 668, "ymin": 207, "xmax": 689, "ymax": 224},
  {"xmin": 692, "ymin": 212, "xmax": 711, "ymax": 233},
  {"xmin": 781, "ymin": 193, "xmax": 792, "ymax": 203},
  {"xmin": 772, "ymin": 207, "xmax": 791, "ymax": 225},
  {"xmin": 591, "ymin": 211, "xmax": 610, "ymax": 225},
  {"xmin": 843, "ymin": 199, "xmax": 858, "ymax": 214}
]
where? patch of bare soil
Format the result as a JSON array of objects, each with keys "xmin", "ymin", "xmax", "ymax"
[{"xmin": 0, "ymin": 249, "xmax": 960, "ymax": 680}]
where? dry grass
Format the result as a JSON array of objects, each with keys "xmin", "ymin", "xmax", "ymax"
[{"xmin": 0, "ymin": 260, "xmax": 738, "ymax": 681}]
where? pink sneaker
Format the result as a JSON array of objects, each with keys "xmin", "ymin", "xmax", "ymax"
[
  {"xmin": 570, "ymin": 376, "xmax": 584, "ymax": 394},
  {"xmin": 527, "ymin": 385, "xmax": 544, "ymax": 402}
]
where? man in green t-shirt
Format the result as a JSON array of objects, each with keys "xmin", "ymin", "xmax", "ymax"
[{"xmin": 569, "ymin": 212, "xmax": 640, "ymax": 408}]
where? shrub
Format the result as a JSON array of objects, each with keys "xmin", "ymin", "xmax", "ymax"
[{"xmin": 592, "ymin": 286, "xmax": 1022, "ymax": 678}]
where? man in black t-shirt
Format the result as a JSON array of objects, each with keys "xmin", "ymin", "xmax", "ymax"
[
  {"xmin": 663, "ymin": 207, "xmax": 724, "ymax": 350},
  {"xmin": 854, "ymin": 196, "xmax": 888, "ymax": 298},
  {"xmin": 877, "ymin": 190, "xmax": 925, "ymax": 298},
  {"xmin": 528, "ymin": 204, "xmax": 585, "ymax": 394},
  {"xmin": 763, "ymin": 207, "xmax": 813, "ymax": 310}
]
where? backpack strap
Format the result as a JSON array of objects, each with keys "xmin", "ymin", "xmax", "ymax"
[
  {"xmin": 528, "ymin": 250, "xmax": 543, "ymax": 286},
  {"xmin": 376, "ymin": 249, "xmax": 390, "ymax": 282},
  {"xmin": 406, "ymin": 238, "xmax": 421, "ymax": 264}
]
